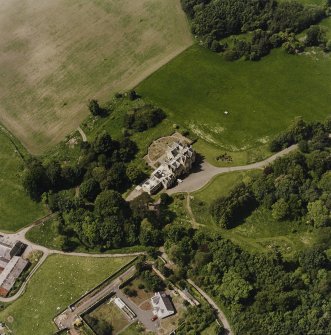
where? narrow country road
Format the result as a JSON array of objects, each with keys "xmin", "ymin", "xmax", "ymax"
[{"xmin": 187, "ymin": 279, "xmax": 233, "ymax": 335}]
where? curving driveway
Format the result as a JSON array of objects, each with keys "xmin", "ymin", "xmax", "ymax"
[{"xmin": 166, "ymin": 144, "xmax": 297, "ymax": 195}]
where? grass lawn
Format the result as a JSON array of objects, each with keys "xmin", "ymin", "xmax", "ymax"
[
  {"xmin": 82, "ymin": 96, "xmax": 175, "ymax": 161},
  {"xmin": 0, "ymin": 0, "xmax": 192, "ymax": 154},
  {"xmin": 87, "ymin": 301, "xmax": 129, "ymax": 334},
  {"xmin": 137, "ymin": 45, "xmax": 331, "ymax": 164},
  {"xmin": 0, "ymin": 254, "xmax": 134, "ymax": 335},
  {"xmin": 220, "ymin": 209, "xmax": 331, "ymax": 259},
  {"xmin": 0, "ymin": 127, "xmax": 45, "ymax": 231},
  {"xmin": 120, "ymin": 322, "xmax": 145, "ymax": 335},
  {"xmin": 190, "ymin": 170, "xmax": 331, "ymax": 259},
  {"xmin": 191, "ymin": 170, "xmax": 261, "ymax": 225}
]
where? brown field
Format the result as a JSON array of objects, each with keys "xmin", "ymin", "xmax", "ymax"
[{"xmin": 0, "ymin": 0, "xmax": 192, "ymax": 154}]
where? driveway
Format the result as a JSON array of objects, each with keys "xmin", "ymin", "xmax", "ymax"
[{"xmin": 166, "ymin": 144, "xmax": 297, "ymax": 195}]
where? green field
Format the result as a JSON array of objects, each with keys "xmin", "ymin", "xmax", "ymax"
[
  {"xmin": 0, "ymin": 0, "xmax": 192, "ymax": 154},
  {"xmin": 137, "ymin": 45, "xmax": 331, "ymax": 164},
  {"xmin": 0, "ymin": 127, "xmax": 45, "ymax": 232},
  {"xmin": 0, "ymin": 254, "xmax": 133, "ymax": 335},
  {"xmin": 191, "ymin": 170, "xmax": 261, "ymax": 225},
  {"xmin": 190, "ymin": 170, "xmax": 331, "ymax": 259}
]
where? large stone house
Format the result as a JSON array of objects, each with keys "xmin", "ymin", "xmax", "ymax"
[
  {"xmin": 151, "ymin": 292, "xmax": 175, "ymax": 319},
  {"xmin": 142, "ymin": 142, "xmax": 195, "ymax": 194}
]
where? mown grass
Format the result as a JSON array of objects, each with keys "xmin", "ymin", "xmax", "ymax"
[
  {"xmin": 137, "ymin": 45, "xmax": 331, "ymax": 164},
  {"xmin": 0, "ymin": 127, "xmax": 45, "ymax": 231},
  {"xmin": 0, "ymin": 254, "xmax": 134, "ymax": 335}
]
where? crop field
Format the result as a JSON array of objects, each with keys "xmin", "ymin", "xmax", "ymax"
[
  {"xmin": 0, "ymin": 0, "xmax": 192, "ymax": 154},
  {"xmin": 137, "ymin": 45, "xmax": 331, "ymax": 164},
  {"xmin": 0, "ymin": 127, "xmax": 45, "ymax": 231},
  {"xmin": 0, "ymin": 254, "xmax": 134, "ymax": 335}
]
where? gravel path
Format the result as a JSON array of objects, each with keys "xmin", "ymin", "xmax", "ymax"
[
  {"xmin": 77, "ymin": 126, "xmax": 87, "ymax": 142},
  {"xmin": 188, "ymin": 279, "xmax": 233, "ymax": 335}
]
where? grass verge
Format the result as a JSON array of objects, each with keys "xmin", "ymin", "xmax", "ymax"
[{"xmin": 0, "ymin": 126, "xmax": 45, "ymax": 232}]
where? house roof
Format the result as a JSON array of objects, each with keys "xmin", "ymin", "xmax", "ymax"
[{"xmin": 151, "ymin": 292, "xmax": 175, "ymax": 319}]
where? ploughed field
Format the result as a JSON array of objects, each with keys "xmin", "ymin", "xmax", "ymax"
[{"xmin": 0, "ymin": 0, "xmax": 192, "ymax": 154}]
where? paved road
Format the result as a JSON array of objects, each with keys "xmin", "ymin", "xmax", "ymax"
[
  {"xmin": 187, "ymin": 279, "xmax": 233, "ymax": 335},
  {"xmin": 167, "ymin": 144, "xmax": 297, "ymax": 195},
  {"xmin": 126, "ymin": 145, "xmax": 298, "ymax": 200}
]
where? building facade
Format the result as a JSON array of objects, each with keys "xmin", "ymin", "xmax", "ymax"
[{"xmin": 142, "ymin": 142, "xmax": 196, "ymax": 194}]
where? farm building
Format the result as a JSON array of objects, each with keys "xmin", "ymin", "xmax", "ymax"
[
  {"xmin": 0, "ymin": 239, "xmax": 28, "ymax": 296},
  {"xmin": 151, "ymin": 292, "xmax": 175, "ymax": 319},
  {"xmin": 142, "ymin": 142, "xmax": 195, "ymax": 194}
]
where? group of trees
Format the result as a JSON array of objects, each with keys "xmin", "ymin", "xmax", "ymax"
[
  {"xmin": 163, "ymin": 225, "xmax": 331, "ymax": 335},
  {"xmin": 181, "ymin": 0, "xmax": 329, "ymax": 60},
  {"xmin": 211, "ymin": 124, "xmax": 330, "ymax": 229},
  {"xmin": 270, "ymin": 117, "xmax": 331, "ymax": 152},
  {"xmin": 123, "ymin": 104, "xmax": 165, "ymax": 133}
]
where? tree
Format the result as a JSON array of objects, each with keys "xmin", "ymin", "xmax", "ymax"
[
  {"xmin": 305, "ymin": 25, "xmax": 327, "ymax": 47},
  {"xmin": 80, "ymin": 178, "xmax": 101, "ymax": 202},
  {"xmin": 22, "ymin": 159, "xmax": 50, "ymax": 201},
  {"xmin": 272, "ymin": 198, "xmax": 289, "ymax": 220},
  {"xmin": 307, "ymin": 200, "xmax": 330, "ymax": 227},
  {"xmin": 128, "ymin": 90, "xmax": 138, "ymax": 101},
  {"xmin": 88, "ymin": 99, "xmax": 102, "ymax": 116},
  {"xmin": 126, "ymin": 165, "xmax": 146, "ymax": 185},
  {"xmin": 100, "ymin": 217, "xmax": 124, "ymax": 248},
  {"xmin": 94, "ymin": 190, "xmax": 129, "ymax": 220},
  {"xmin": 93, "ymin": 131, "xmax": 114, "ymax": 155},
  {"xmin": 45, "ymin": 160, "xmax": 62, "ymax": 189},
  {"xmin": 220, "ymin": 269, "xmax": 253, "ymax": 303}
]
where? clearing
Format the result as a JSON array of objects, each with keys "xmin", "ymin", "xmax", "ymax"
[
  {"xmin": 137, "ymin": 45, "xmax": 331, "ymax": 165},
  {"xmin": 0, "ymin": 0, "xmax": 192, "ymax": 154},
  {"xmin": 0, "ymin": 126, "xmax": 45, "ymax": 231},
  {"xmin": 0, "ymin": 254, "xmax": 134, "ymax": 335},
  {"xmin": 189, "ymin": 170, "xmax": 331, "ymax": 259}
]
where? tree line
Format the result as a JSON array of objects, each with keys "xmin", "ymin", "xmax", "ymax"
[
  {"xmin": 211, "ymin": 118, "xmax": 331, "ymax": 229},
  {"xmin": 22, "ymin": 94, "xmax": 172, "ymax": 251},
  {"xmin": 181, "ymin": 0, "xmax": 329, "ymax": 60}
]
